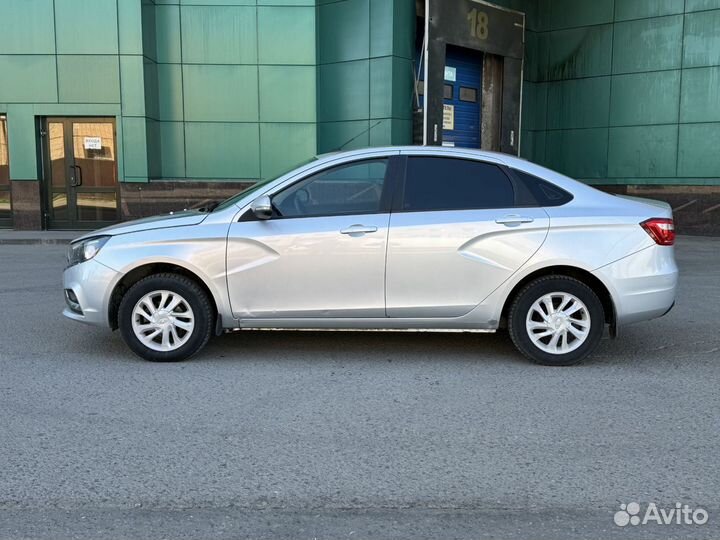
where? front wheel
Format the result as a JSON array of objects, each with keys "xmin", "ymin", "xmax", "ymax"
[
  {"xmin": 508, "ymin": 276, "xmax": 605, "ymax": 366},
  {"xmin": 118, "ymin": 273, "xmax": 214, "ymax": 362}
]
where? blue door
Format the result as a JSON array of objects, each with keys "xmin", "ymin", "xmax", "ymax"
[
  {"xmin": 442, "ymin": 46, "xmax": 482, "ymax": 148},
  {"xmin": 416, "ymin": 45, "xmax": 483, "ymax": 149}
]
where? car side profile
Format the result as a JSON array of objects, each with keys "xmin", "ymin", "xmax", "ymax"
[{"xmin": 62, "ymin": 147, "xmax": 678, "ymax": 366}]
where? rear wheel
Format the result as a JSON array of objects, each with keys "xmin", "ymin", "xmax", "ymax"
[
  {"xmin": 508, "ymin": 276, "xmax": 604, "ymax": 366},
  {"xmin": 118, "ymin": 273, "xmax": 214, "ymax": 362}
]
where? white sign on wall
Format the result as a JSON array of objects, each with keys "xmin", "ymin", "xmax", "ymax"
[
  {"xmin": 443, "ymin": 104, "xmax": 455, "ymax": 130},
  {"xmin": 83, "ymin": 137, "xmax": 102, "ymax": 150},
  {"xmin": 444, "ymin": 66, "xmax": 457, "ymax": 81}
]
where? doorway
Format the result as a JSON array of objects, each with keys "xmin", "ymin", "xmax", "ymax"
[{"xmin": 42, "ymin": 117, "xmax": 119, "ymax": 230}]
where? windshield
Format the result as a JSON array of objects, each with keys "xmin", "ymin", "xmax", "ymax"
[{"xmin": 212, "ymin": 157, "xmax": 318, "ymax": 212}]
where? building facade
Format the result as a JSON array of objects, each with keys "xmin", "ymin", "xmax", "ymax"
[{"xmin": 0, "ymin": 0, "xmax": 717, "ymax": 233}]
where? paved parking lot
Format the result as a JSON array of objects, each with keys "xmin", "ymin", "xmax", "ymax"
[{"xmin": 1, "ymin": 236, "xmax": 719, "ymax": 539}]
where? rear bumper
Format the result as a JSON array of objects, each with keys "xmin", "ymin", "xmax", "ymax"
[
  {"xmin": 593, "ymin": 245, "xmax": 678, "ymax": 326},
  {"xmin": 62, "ymin": 259, "xmax": 119, "ymax": 327}
]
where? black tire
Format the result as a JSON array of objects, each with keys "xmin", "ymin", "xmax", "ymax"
[
  {"xmin": 118, "ymin": 273, "xmax": 214, "ymax": 362},
  {"xmin": 508, "ymin": 276, "xmax": 604, "ymax": 366}
]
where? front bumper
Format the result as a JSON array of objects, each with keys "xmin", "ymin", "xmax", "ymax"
[
  {"xmin": 593, "ymin": 245, "xmax": 678, "ymax": 326},
  {"xmin": 62, "ymin": 259, "xmax": 120, "ymax": 327}
]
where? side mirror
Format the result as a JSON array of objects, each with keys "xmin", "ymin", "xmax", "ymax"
[{"xmin": 251, "ymin": 195, "xmax": 273, "ymax": 220}]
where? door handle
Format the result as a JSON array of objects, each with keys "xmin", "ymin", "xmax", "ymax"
[
  {"xmin": 340, "ymin": 224, "xmax": 378, "ymax": 235},
  {"xmin": 69, "ymin": 166, "xmax": 78, "ymax": 187},
  {"xmin": 75, "ymin": 165, "xmax": 83, "ymax": 187},
  {"xmin": 495, "ymin": 214, "xmax": 534, "ymax": 225}
]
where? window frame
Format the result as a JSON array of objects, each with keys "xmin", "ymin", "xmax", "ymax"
[
  {"xmin": 391, "ymin": 155, "xmax": 528, "ymax": 214},
  {"xmin": 0, "ymin": 114, "xmax": 12, "ymax": 228},
  {"xmin": 240, "ymin": 156, "xmax": 404, "ymax": 222}
]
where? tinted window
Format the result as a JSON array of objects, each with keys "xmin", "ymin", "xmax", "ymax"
[
  {"xmin": 402, "ymin": 157, "xmax": 514, "ymax": 212},
  {"xmin": 511, "ymin": 169, "xmax": 573, "ymax": 206},
  {"xmin": 273, "ymin": 159, "xmax": 388, "ymax": 218}
]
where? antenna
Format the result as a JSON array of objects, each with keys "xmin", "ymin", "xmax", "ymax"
[{"xmin": 332, "ymin": 120, "xmax": 385, "ymax": 152}]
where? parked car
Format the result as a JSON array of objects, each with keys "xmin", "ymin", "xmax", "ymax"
[{"xmin": 63, "ymin": 147, "xmax": 678, "ymax": 366}]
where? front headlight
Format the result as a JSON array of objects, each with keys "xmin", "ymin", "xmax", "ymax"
[{"xmin": 67, "ymin": 236, "xmax": 111, "ymax": 267}]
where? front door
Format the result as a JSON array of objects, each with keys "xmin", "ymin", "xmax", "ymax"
[
  {"xmin": 43, "ymin": 117, "xmax": 119, "ymax": 229},
  {"xmin": 226, "ymin": 157, "xmax": 394, "ymax": 320}
]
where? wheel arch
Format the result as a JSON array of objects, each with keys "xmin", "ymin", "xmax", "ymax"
[
  {"xmin": 108, "ymin": 262, "xmax": 219, "ymax": 330},
  {"xmin": 499, "ymin": 265, "xmax": 616, "ymax": 331}
]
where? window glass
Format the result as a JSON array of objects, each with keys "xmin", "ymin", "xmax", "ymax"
[
  {"xmin": 273, "ymin": 159, "xmax": 388, "ymax": 218},
  {"xmin": 459, "ymin": 87, "xmax": 477, "ymax": 102},
  {"xmin": 402, "ymin": 157, "xmax": 514, "ymax": 212},
  {"xmin": 0, "ymin": 116, "xmax": 9, "ymax": 186},
  {"xmin": 0, "ymin": 115, "xmax": 11, "ymax": 222},
  {"xmin": 443, "ymin": 84, "xmax": 453, "ymax": 99},
  {"xmin": 511, "ymin": 169, "xmax": 573, "ymax": 206}
]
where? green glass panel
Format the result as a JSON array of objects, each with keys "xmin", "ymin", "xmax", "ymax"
[
  {"xmin": 686, "ymin": 0, "xmax": 720, "ymax": 11},
  {"xmin": 55, "ymin": 0, "xmax": 119, "ymax": 54},
  {"xmin": 258, "ymin": 0, "xmax": 314, "ymax": 4},
  {"xmin": 181, "ymin": 6, "xmax": 257, "ymax": 64},
  {"xmin": 159, "ymin": 122, "xmax": 185, "ymax": 178},
  {"xmin": 608, "ymin": 125, "xmax": 678, "ymax": 177},
  {"xmin": 318, "ymin": 0, "xmax": 370, "ymax": 64},
  {"xmin": 141, "ymin": 2, "xmax": 157, "ymax": 61},
  {"xmin": 146, "ymin": 119, "xmax": 162, "ymax": 179},
  {"xmin": 258, "ymin": 6, "xmax": 315, "ymax": 65},
  {"xmin": 156, "ymin": 5, "xmax": 182, "ymax": 63},
  {"xmin": 122, "ymin": 117, "xmax": 149, "ymax": 178},
  {"xmin": 368, "ymin": 118, "xmax": 412, "ymax": 146},
  {"xmin": 157, "ymin": 64, "xmax": 184, "ymax": 121},
  {"xmin": 546, "ymin": 25, "xmax": 612, "ymax": 80},
  {"xmin": 318, "ymin": 121, "xmax": 370, "ymax": 153},
  {"xmin": 0, "ymin": 0, "xmax": 55, "ymax": 54},
  {"xmin": 185, "ymin": 123, "xmax": 260, "ymax": 179},
  {"xmin": 521, "ymin": 81, "xmax": 548, "ymax": 131},
  {"xmin": 544, "ymin": 0, "xmax": 613, "ymax": 30},
  {"xmin": 318, "ymin": 60, "xmax": 370, "ymax": 122},
  {"xmin": 677, "ymin": 123, "xmax": 720, "ymax": 177},
  {"xmin": 120, "ymin": 56, "xmax": 146, "ymax": 117},
  {"xmin": 0, "ymin": 56, "xmax": 57, "ymax": 103},
  {"xmin": 370, "ymin": 0, "xmax": 394, "ymax": 58},
  {"xmin": 144, "ymin": 61, "xmax": 160, "ymax": 120},
  {"xmin": 183, "ymin": 65, "xmax": 258, "ymax": 122},
  {"xmin": 57, "ymin": 56, "xmax": 120, "ymax": 104},
  {"xmin": 260, "ymin": 123, "xmax": 316, "ymax": 179},
  {"xmin": 680, "ymin": 66, "xmax": 720, "ymax": 123},
  {"xmin": 6, "ymin": 105, "xmax": 38, "ymax": 179},
  {"xmin": 180, "ymin": 0, "xmax": 255, "ymax": 4},
  {"xmin": 544, "ymin": 128, "xmax": 608, "ymax": 179},
  {"xmin": 612, "ymin": 15, "xmax": 683, "ymax": 74},
  {"xmin": 118, "ymin": 0, "xmax": 143, "ymax": 55},
  {"xmin": 546, "ymin": 77, "xmax": 610, "ymax": 129},
  {"xmin": 610, "ymin": 70, "xmax": 680, "ymax": 126},
  {"xmin": 259, "ymin": 66, "xmax": 315, "ymax": 123},
  {"xmin": 370, "ymin": 57, "xmax": 393, "ymax": 119},
  {"xmin": 614, "ymin": 0, "xmax": 684, "ymax": 21},
  {"xmin": 520, "ymin": 131, "xmax": 547, "ymax": 163},
  {"xmin": 683, "ymin": 10, "xmax": 720, "ymax": 68}
]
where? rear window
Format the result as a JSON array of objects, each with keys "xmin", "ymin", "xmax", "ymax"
[{"xmin": 511, "ymin": 169, "xmax": 573, "ymax": 207}]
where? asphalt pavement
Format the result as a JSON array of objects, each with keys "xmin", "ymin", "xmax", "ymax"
[{"xmin": 0, "ymin": 236, "xmax": 718, "ymax": 539}]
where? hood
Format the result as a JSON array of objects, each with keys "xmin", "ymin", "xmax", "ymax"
[{"xmin": 72, "ymin": 210, "xmax": 209, "ymax": 243}]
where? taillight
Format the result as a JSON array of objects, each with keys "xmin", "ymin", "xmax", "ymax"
[{"xmin": 640, "ymin": 218, "xmax": 675, "ymax": 246}]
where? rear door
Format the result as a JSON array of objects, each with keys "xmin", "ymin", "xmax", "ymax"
[{"xmin": 385, "ymin": 154, "xmax": 549, "ymax": 318}]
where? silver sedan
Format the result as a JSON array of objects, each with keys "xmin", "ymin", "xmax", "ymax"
[{"xmin": 62, "ymin": 147, "xmax": 678, "ymax": 366}]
